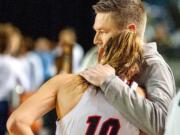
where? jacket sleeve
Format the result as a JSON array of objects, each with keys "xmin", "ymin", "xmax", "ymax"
[{"xmin": 100, "ymin": 62, "xmax": 176, "ymax": 135}]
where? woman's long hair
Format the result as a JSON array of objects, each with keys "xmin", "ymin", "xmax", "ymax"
[
  {"xmin": 63, "ymin": 30, "xmax": 144, "ymax": 88},
  {"xmin": 77, "ymin": 30, "xmax": 144, "ymax": 87},
  {"xmin": 57, "ymin": 30, "xmax": 144, "ymax": 117},
  {"xmin": 102, "ymin": 30, "xmax": 144, "ymax": 79}
]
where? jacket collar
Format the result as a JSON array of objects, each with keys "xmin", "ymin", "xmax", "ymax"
[{"xmin": 143, "ymin": 42, "xmax": 158, "ymax": 57}]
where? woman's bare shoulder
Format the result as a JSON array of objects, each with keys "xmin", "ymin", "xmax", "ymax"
[
  {"xmin": 52, "ymin": 74, "xmax": 82, "ymax": 87},
  {"xmin": 54, "ymin": 74, "xmax": 79, "ymax": 82}
]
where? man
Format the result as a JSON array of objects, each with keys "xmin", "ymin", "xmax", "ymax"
[{"xmin": 80, "ymin": 0, "xmax": 176, "ymax": 135}]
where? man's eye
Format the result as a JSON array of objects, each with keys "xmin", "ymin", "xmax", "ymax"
[{"xmin": 99, "ymin": 31, "xmax": 105, "ymax": 34}]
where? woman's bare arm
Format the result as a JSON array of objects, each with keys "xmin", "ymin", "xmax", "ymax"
[{"xmin": 7, "ymin": 75, "xmax": 63, "ymax": 135}]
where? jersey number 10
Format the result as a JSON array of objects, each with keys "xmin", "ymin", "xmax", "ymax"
[{"xmin": 85, "ymin": 115, "xmax": 120, "ymax": 135}]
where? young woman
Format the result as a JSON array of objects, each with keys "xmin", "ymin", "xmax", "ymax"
[{"xmin": 7, "ymin": 30, "xmax": 145, "ymax": 135}]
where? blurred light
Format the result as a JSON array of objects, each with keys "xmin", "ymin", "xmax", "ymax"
[{"xmin": 15, "ymin": 85, "xmax": 24, "ymax": 94}]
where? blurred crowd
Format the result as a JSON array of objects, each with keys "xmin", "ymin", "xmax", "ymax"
[
  {"xmin": 144, "ymin": 0, "xmax": 180, "ymax": 57},
  {"xmin": 144, "ymin": 0, "xmax": 180, "ymax": 89},
  {"xmin": 0, "ymin": 24, "xmax": 87, "ymax": 135}
]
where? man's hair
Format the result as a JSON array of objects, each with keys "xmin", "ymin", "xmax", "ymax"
[{"xmin": 93, "ymin": 0, "xmax": 147, "ymax": 37}]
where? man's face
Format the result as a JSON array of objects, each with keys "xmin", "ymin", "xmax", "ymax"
[{"xmin": 93, "ymin": 13, "xmax": 121, "ymax": 61}]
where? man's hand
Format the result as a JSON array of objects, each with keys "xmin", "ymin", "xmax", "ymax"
[{"xmin": 79, "ymin": 64, "xmax": 115, "ymax": 86}]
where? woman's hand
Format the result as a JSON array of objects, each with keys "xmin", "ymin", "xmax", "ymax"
[{"xmin": 7, "ymin": 75, "xmax": 61, "ymax": 135}]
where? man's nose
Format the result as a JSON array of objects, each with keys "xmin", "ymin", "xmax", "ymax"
[{"xmin": 93, "ymin": 33, "xmax": 102, "ymax": 46}]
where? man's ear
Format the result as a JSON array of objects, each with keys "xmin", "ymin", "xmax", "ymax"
[{"xmin": 127, "ymin": 24, "xmax": 136, "ymax": 32}]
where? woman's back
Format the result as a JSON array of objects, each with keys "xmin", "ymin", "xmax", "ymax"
[{"xmin": 56, "ymin": 84, "xmax": 140, "ymax": 135}]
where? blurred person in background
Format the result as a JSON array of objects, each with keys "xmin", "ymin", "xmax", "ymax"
[
  {"xmin": 3, "ymin": 23, "xmax": 31, "ymax": 91},
  {"xmin": 35, "ymin": 37, "xmax": 56, "ymax": 82},
  {"xmin": 0, "ymin": 23, "xmax": 17, "ymax": 135},
  {"xmin": 54, "ymin": 32, "xmax": 74, "ymax": 73},
  {"xmin": 151, "ymin": 23, "xmax": 172, "ymax": 54},
  {"xmin": 153, "ymin": 23, "xmax": 171, "ymax": 48},
  {"xmin": 54, "ymin": 27, "xmax": 84, "ymax": 73},
  {"xmin": 2, "ymin": 23, "xmax": 44, "ymax": 135},
  {"xmin": 78, "ymin": 46, "xmax": 98, "ymax": 71},
  {"xmin": 23, "ymin": 37, "xmax": 44, "ymax": 91}
]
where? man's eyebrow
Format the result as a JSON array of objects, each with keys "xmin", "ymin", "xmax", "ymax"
[
  {"xmin": 93, "ymin": 26, "xmax": 100, "ymax": 31},
  {"xmin": 93, "ymin": 25, "xmax": 102, "ymax": 31}
]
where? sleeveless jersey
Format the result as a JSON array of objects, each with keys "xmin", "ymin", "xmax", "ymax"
[{"xmin": 56, "ymin": 86, "xmax": 139, "ymax": 135}]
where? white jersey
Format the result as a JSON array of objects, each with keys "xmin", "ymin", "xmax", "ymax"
[{"xmin": 56, "ymin": 86, "xmax": 139, "ymax": 135}]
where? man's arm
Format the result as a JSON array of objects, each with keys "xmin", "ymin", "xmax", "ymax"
[
  {"xmin": 80, "ymin": 63, "xmax": 175, "ymax": 135},
  {"xmin": 7, "ymin": 75, "xmax": 61, "ymax": 135}
]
